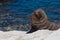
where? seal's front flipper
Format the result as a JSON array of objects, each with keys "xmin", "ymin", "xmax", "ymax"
[{"xmin": 27, "ymin": 25, "xmax": 38, "ymax": 34}]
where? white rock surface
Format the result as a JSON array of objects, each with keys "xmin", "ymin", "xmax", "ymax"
[{"xmin": 0, "ymin": 29, "xmax": 60, "ymax": 40}]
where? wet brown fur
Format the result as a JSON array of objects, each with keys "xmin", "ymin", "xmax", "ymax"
[{"xmin": 27, "ymin": 9, "xmax": 60, "ymax": 33}]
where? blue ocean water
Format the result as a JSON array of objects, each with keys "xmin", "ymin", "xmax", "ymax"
[{"xmin": 0, "ymin": 0, "xmax": 60, "ymax": 27}]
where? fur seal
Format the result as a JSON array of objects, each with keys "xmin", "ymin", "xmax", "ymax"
[{"xmin": 27, "ymin": 9, "xmax": 60, "ymax": 33}]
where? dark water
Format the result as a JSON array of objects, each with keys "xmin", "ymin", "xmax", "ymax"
[{"xmin": 0, "ymin": 0, "xmax": 60, "ymax": 31}]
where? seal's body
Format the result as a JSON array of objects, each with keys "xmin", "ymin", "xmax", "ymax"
[{"xmin": 27, "ymin": 9, "xmax": 60, "ymax": 33}]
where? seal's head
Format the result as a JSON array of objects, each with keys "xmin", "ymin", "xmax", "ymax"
[{"xmin": 27, "ymin": 9, "xmax": 47, "ymax": 33}]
